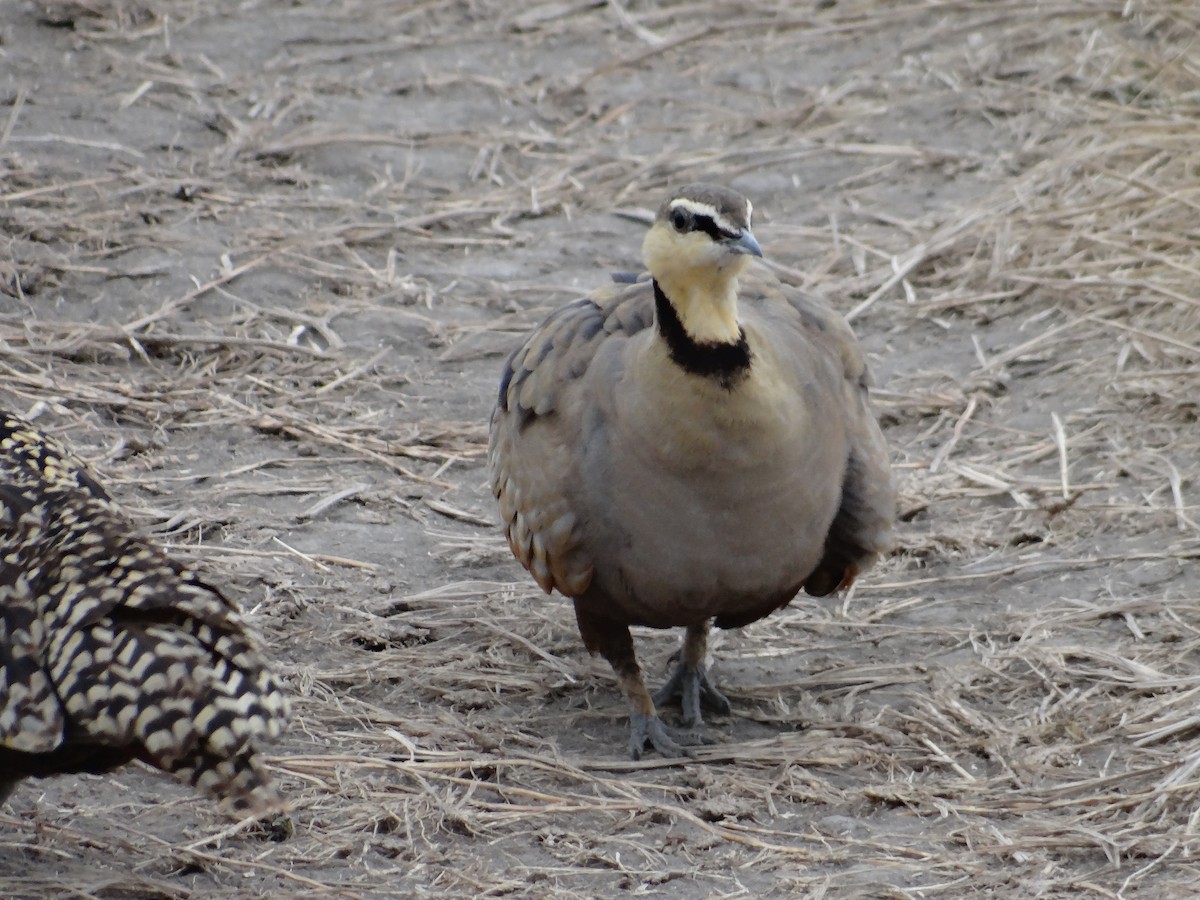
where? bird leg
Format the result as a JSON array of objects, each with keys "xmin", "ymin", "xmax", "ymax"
[
  {"xmin": 653, "ymin": 620, "xmax": 732, "ymax": 726},
  {"xmin": 573, "ymin": 602, "xmax": 695, "ymax": 760}
]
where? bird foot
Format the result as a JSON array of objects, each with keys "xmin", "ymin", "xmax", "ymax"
[
  {"xmin": 653, "ymin": 657, "xmax": 732, "ymax": 726},
  {"xmin": 628, "ymin": 712, "xmax": 710, "ymax": 761}
]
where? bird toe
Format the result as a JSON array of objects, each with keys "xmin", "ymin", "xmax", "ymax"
[
  {"xmin": 628, "ymin": 712, "xmax": 696, "ymax": 760},
  {"xmin": 653, "ymin": 661, "xmax": 732, "ymax": 726}
]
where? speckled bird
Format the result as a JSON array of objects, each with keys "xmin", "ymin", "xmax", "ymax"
[
  {"xmin": 0, "ymin": 412, "xmax": 290, "ymax": 816},
  {"xmin": 489, "ymin": 184, "xmax": 895, "ymax": 759}
]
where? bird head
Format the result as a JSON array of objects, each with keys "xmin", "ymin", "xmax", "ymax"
[
  {"xmin": 642, "ymin": 184, "xmax": 763, "ymax": 344},
  {"xmin": 642, "ymin": 184, "xmax": 762, "ymax": 283}
]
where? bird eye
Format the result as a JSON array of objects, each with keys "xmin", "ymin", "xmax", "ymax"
[{"xmin": 670, "ymin": 208, "xmax": 690, "ymax": 231}]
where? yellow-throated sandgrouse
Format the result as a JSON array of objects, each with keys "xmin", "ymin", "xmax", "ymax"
[{"xmin": 489, "ymin": 184, "xmax": 895, "ymax": 758}]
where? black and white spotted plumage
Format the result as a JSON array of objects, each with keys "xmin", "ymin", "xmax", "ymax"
[{"xmin": 0, "ymin": 412, "xmax": 289, "ymax": 816}]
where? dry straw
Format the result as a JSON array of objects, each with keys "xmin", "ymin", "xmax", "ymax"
[{"xmin": 3, "ymin": 0, "xmax": 1200, "ymax": 896}]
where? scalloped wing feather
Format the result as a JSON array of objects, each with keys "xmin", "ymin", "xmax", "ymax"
[{"xmin": 490, "ymin": 283, "xmax": 653, "ymax": 597}]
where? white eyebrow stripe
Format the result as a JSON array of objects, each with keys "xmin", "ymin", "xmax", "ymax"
[{"xmin": 669, "ymin": 199, "xmax": 745, "ymax": 235}]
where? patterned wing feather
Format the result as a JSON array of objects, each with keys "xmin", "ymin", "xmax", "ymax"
[
  {"xmin": 0, "ymin": 412, "xmax": 289, "ymax": 817},
  {"xmin": 490, "ymin": 283, "xmax": 654, "ymax": 597}
]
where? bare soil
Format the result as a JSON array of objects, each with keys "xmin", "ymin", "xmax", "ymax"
[{"xmin": 2, "ymin": 1, "xmax": 1200, "ymax": 896}]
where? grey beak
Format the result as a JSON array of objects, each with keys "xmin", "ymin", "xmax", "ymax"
[{"xmin": 728, "ymin": 228, "xmax": 763, "ymax": 258}]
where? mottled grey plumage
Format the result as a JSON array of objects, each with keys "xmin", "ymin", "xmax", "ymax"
[
  {"xmin": 490, "ymin": 184, "xmax": 895, "ymax": 758},
  {"xmin": 0, "ymin": 413, "xmax": 289, "ymax": 815}
]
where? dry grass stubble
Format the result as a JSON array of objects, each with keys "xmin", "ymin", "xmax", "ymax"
[{"xmin": 2, "ymin": 0, "xmax": 1200, "ymax": 896}]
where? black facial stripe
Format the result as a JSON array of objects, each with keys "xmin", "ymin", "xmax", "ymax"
[
  {"xmin": 669, "ymin": 202, "xmax": 743, "ymax": 241},
  {"xmin": 653, "ymin": 281, "xmax": 751, "ymax": 389},
  {"xmin": 692, "ymin": 214, "xmax": 738, "ymax": 243}
]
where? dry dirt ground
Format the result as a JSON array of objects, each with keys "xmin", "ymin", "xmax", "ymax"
[{"xmin": 2, "ymin": 0, "xmax": 1200, "ymax": 896}]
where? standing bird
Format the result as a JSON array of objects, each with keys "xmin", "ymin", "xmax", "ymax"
[
  {"xmin": 0, "ymin": 412, "xmax": 290, "ymax": 816},
  {"xmin": 489, "ymin": 184, "xmax": 894, "ymax": 759}
]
